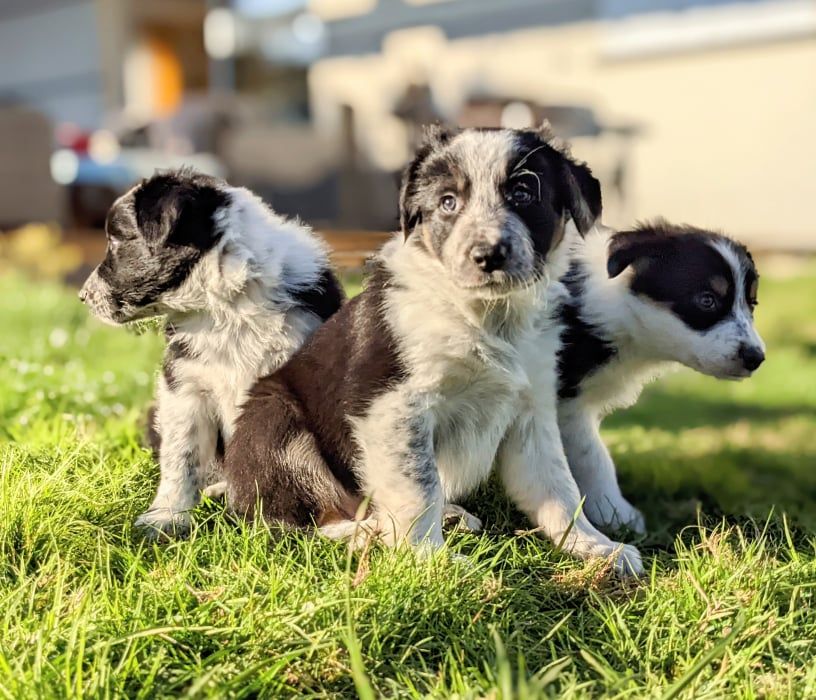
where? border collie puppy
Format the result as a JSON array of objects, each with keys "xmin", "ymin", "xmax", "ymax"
[
  {"xmin": 79, "ymin": 169, "xmax": 344, "ymax": 538},
  {"xmin": 223, "ymin": 125, "xmax": 643, "ymax": 576},
  {"xmin": 555, "ymin": 221, "xmax": 764, "ymax": 533}
]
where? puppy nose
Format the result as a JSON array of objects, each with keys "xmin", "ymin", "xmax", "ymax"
[
  {"xmin": 738, "ymin": 344, "xmax": 765, "ymax": 371},
  {"xmin": 78, "ymin": 287, "xmax": 87, "ymax": 302},
  {"xmin": 471, "ymin": 241, "xmax": 511, "ymax": 273}
]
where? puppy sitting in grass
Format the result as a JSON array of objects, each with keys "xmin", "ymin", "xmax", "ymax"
[
  {"xmin": 222, "ymin": 125, "xmax": 644, "ymax": 577},
  {"xmin": 80, "ymin": 169, "xmax": 344, "ymax": 539},
  {"xmin": 552, "ymin": 221, "xmax": 765, "ymax": 533}
]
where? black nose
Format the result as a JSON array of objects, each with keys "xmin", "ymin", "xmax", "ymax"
[
  {"xmin": 738, "ymin": 344, "xmax": 765, "ymax": 371},
  {"xmin": 78, "ymin": 288, "xmax": 87, "ymax": 302},
  {"xmin": 471, "ymin": 241, "xmax": 511, "ymax": 273}
]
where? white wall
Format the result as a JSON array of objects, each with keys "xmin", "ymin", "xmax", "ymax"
[{"xmin": 310, "ymin": 3, "xmax": 816, "ymax": 248}]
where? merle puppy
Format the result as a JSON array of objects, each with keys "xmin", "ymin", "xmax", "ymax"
[
  {"xmin": 554, "ymin": 220, "xmax": 764, "ymax": 533},
  {"xmin": 80, "ymin": 169, "xmax": 344, "ymax": 538},
  {"xmin": 223, "ymin": 125, "xmax": 643, "ymax": 576}
]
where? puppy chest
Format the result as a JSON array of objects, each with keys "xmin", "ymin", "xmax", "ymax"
[
  {"xmin": 432, "ymin": 374, "xmax": 521, "ymax": 495},
  {"xmin": 169, "ymin": 359, "xmax": 253, "ymax": 417}
]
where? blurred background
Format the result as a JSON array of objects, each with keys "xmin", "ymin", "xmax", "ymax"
[{"xmin": 0, "ymin": 0, "xmax": 813, "ymax": 274}]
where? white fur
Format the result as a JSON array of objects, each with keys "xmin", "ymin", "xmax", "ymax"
[{"xmin": 135, "ymin": 186, "xmax": 332, "ymax": 538}]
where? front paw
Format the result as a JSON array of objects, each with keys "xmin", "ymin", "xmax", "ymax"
[
  {"xmin": 134, "ymin": 508, "xmax": 191, "ymax": 541},
  {"xmin": 577, "ymin": 539, "xmax": 644, "ymax": 578},
  {"xmin": 562, "ymin": 532, "xmax": 644, "ymax": 578},
  {"xmin": 609, "ymin": 543, "xmax": 643, "ymax": 578},
  {"xmin": 585, "ymin": 495, "xmax": 646, "ymax": 535}
]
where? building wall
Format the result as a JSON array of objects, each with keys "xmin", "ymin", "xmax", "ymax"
[
  {"xmin": 310, "ymin": 3, "xmax": 816, "ymax": 248},
  {"xmin": 597, "ymin": 37, "xmax": 816, "ymax": 247}
]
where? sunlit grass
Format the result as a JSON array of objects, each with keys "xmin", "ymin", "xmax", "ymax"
[{"xmin": 1, "ymin": 264, "xmax": 815, "ymax": 698}]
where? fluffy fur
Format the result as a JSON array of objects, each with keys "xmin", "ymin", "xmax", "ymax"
[
  {"xmin": 79, "ymin": 169, "xmax": 344, "ymax": 538},
  {"xmin": 551, "ymin": 220, "xmax": 764, "ymax": 532},
  {"xmin": 223, "ymin": 125, "xmax": 643, "ymax": 577}
]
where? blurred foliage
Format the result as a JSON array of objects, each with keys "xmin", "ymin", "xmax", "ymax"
[{"xmin": 0, "ymin": 223, "xmax": 83, "ymax": 280}]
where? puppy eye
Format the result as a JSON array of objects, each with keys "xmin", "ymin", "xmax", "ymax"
[
  {"xmin": 695, "ymin": 291, "xmax": 718, "ymax": 311},
  {"xmin": 507, "ymin": 183, "xmax": 533, "ymax": 207},
  {"xmin": 439, "ymin": 194, "xmax": 458, "ymax": 213}
]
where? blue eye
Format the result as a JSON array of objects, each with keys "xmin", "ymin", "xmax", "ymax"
[{"xmin": 440, "ymin": 194, "xmax": 458, "ymax": 213}]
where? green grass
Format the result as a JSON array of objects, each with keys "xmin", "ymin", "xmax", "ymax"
[{"xmin": 1, "ymin": 264, "xmax": 815, "ymax": 699}]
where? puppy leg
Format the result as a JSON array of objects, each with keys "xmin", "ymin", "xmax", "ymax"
[
  {"xmin": 354, "ymin": 392, "xmax": 444, "ymax": 554},
  {"xmin": 498, "ymin": 412, "xmax": 643, "ymax": 577},
  {"xmin": 135, "ymin": 385, "xmax": 216, "ymax": 539},
  {"xmin": 559, "ymin": 401, "xmax": 645, "ymax": 534}
]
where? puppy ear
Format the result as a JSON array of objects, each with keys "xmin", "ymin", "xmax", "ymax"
[
  {"xmin": 399, "ymin": 123, "xmax": 455, "ymax": 238},
  {"xmin": 134, "ymin": 170, "xmax": 227, "ymax": 251},
  {"xmin": 167, "ymin": 184, "xmax": 228, "ymax": 250},
  {"xmin": 561, "ymin": 158, "xmax": 602, "ymax": 236},
  {"xmin": 606, "ymin": 228, "xmax": 663, "ymax": 278}
]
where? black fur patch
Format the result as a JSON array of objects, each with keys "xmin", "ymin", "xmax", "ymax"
[
  {"xmin": 224, "ymin": 262, "xmax": 406, "ymax": 524},
  {"xmin": 608, "ymin": 223, "xmax": 740, "ymax": 332},
  {"xmin": 97, "ymin": 170, "xmax": 229, "ymax": 317},
  {"xmin": 557, "ymin": 264, "xmax": 617, "ymax": 399},
  {"xmin": 162, "ymin": 338, "xmax": 195, "ymax": 392},
  {"xmin": 509, "ymin": 130, "xmax": 602, "ymax": 245},
  {"xmin": 287, "ymin": 267, "xmax": 345, "ymax": 322}
]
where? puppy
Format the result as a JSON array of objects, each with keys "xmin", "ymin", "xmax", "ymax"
[
  {"xmin": 223, "ymin": 125, "xmax": 643, "ymax": 576},
  {"xmin": 555, "ymin": 220, "xmax": 764, "ymax": 532},
  {"xmin": 80, "ymin": 169, "xmax": 344, "ymax": 538}
]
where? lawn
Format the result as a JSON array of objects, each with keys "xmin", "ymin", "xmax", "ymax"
[{"xmin": 1, "ymin": 262, "xmax": 815, "ymax": 698}]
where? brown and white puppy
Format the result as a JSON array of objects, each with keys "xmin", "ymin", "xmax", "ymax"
[
  {"xmin": 222, "ymin": 125, "xmax": 643, "ymax": 576},
  {"xmin": 80, "ymin": 169, "xmax": 344, "ymax": 538},
  {"xmin": 554, "ymin": 221, "xmax": 764, "ymax": 532}
]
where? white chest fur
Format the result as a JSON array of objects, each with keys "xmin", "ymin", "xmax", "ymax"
[
  {"xmin": 168, "ymin": 304, "xmax": 320, "ymax": 437},
  {"xmin": 383, "ymin": 245, "xmax": 548, "ymax": 501}
]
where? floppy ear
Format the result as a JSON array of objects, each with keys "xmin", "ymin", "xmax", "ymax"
[
  {"xmin": 135, "ymin": 172, "xmax": 227, "ymax": 251},
  {"xmin": 167, "ymin": 184, "xmax": 228, "ymax": 250},
  {"xmin": 399, "ymin": 123, "xmax": 455, "ymax": 238},
  {"xmin": 606, "ymin": 229, "xmax": 663, "ymax": 278},
  {"xmin": 561, "ymin": 158, "xmax": 602, "ymax": 236}
]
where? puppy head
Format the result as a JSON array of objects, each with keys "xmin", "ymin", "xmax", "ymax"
[
  {"xmin": 399, "ymin": 124, "xmax": 601, "ymax": 296},
  {"xmin": 607, "ymin": 221, "xmax": 764, "ymax": 378},
  {"xmin": 79, "ymin": 169, "xmax": 229, "ymax": 324}
]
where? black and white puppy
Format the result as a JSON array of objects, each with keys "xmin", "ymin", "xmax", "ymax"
[
  {"xmin": 223, "ymin": 125, "xmax": 643, "ymax": 576},
  {"xmin": 555, "ymin": 220, "xmax": 764, "ymax": 532},
  {"xmin": 80, "ymin": 169, "xmax": 344, "ymax": 538}
]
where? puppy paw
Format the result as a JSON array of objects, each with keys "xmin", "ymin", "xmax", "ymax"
[
  {"xmin": 442, "ymin": 504, "xmax": 483, "ymax": 533},
  {"xmin": 202, "ymin": 480, "xmax": 228, "ymax": 500},
  {"xmin": 134, "ymin": 509, "xmax": 191, "ymax": 541},
  {"xmin": 586, "ymin": 495, "xmax": 646, "ymax": 536},
  {"xmin": 609, "ymin": 543, "xmax": 644, "ymax": 578},
  {"xmin": 562, "ymin": 530, "xmax": 645, "ymax": 578}
]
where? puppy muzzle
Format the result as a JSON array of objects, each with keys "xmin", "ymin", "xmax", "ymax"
[{"xmin": 79, "ymin": 270, "xmax": 122, "ymax": 325}]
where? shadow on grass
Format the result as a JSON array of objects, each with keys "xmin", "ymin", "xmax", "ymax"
[
  {"xmin": 606, "ymin": 386, "xmax": 815, "ymax": 432},
  {"xmin": 458, "ymin": 429, "xmax": 816, "ymax": 566}
]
